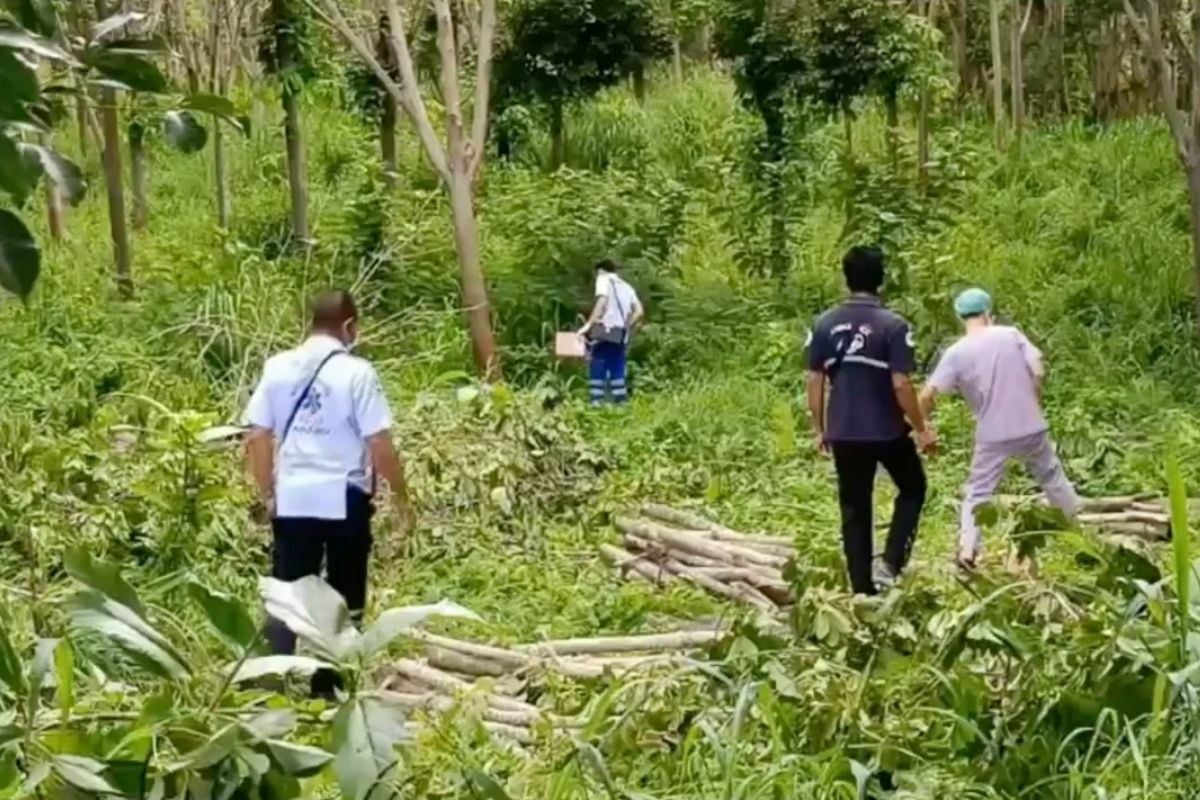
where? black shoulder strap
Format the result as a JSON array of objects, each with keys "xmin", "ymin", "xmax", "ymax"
[{"xmin": 281, "ymin": 350, "xmax": 342, "ymax": 444}]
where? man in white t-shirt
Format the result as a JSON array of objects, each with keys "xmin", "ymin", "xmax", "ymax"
[
  {"xmin": 577, "ymin": 259, "xmax": 644, "ymax": 405},
  {"xmin": 243, "ymin": 290, "xmax": 414, "ymax": 659}
]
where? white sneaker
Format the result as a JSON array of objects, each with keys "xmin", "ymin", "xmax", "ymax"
[{"xmin": 873, "ymin": 560, "xmax": 899, "ymax": 590}]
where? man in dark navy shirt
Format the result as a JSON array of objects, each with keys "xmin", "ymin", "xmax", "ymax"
[{"xmin": 806, "ymin": 247, "xmax": 936, "ymax": 595}]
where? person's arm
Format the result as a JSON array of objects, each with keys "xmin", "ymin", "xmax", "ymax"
[
  {"xmin": 1016, "ymin": 329, "xmax": 1045, "ymax": 395},
  {"xmin": 245, "ymin": 427, "xmax": 275, "ymax": 516},
  {"xmin": 578, "ymin": 274, "xmax": 610, "ymax": 336},
  {"xmin": 888, "ymin": 320, "xmax": 935, "ymax": 451},
  {"xmin": 918, "ymin": 385, "xmax": 939, "ymax": 420},
  {"xmin": 893, "ymin": 374, "xmax": 933, "ymax": 444},
  {"xmin": 367, "ymin": 431, "xmax": 414, "ymax": 532},
  {"xmin": 806, "ymin": 370, "xmax": 828, "ymax": 453}
]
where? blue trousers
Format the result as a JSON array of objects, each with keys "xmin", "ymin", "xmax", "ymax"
[{"xmin": 588, "ymin": 341, "xmax": 628, "ymax": 405}]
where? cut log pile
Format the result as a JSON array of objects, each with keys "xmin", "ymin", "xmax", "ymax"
[
  {"xmin": 601, "ymin": 504, "xmax": 796, "ymax": 615},
  {"xmin": 998, "ymin": 495, "xmax": 1174, "ymax": 541},
  {"xmin": 377, "ymin": 627, "xmax": 727, "ymax": 744}
]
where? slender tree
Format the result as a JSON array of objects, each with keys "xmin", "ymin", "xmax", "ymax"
[
  {"xmin": 312, "ymin": 0, "xmax": 501, "ymax": 376},
  {"xmin": 989, "ymin": 0, "xmax": 1006, "ymax": 147},
  {"xmin": 263, "ymin": 0, "xmax": 313, "ymax": 248}
]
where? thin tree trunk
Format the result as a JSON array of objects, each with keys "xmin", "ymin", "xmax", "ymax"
[
  {"xmin": 281, "ymin": 84, "xmax": 310, "ymax": 247},
  {"xmin": 764, "ymin": 110, "xmax": 787, "ymax": 280},
  {"xmin": 1189, "ymin": 166, "xmax": 1200, "ymax": 338},
  {"xmin": 129, "ymin": 122, "xmax": 149, "ymax": 230},
  {"xmin": 918, "ymin": 78, "xmax": 931, "ymax": 193},
  {"xmin": 40, "ymin": 132, "xmax": 65, "ymax": 239},
  {"xmin": 549, "ymin": 98, "xmax": 565, "ymax": 169},
  {"xmin": 953, "ymin": 0, "xmax": 970, "ymax": 98},
  {"xmin": 381, "ymin": 96, "xmax": 398, "ymax": 188},
  {"xmin": 632, "ymin": 61, "xmax": 646, "ymax": 104},
  {"xmin": 885, "ymin": 91, "xmax": 899, "ymax": 172},
  {"xmin": 672, "ymin": 38, "xmax": 683, "ymax": 84},
  {"xmin": 75, "ymin": 90, "xmax": 90, "ymax": 158},
  {"xmin": 989, "ymin": 0, "xmax": 1006, "ymax": 147},
  {"xmin": 448, "ymin": 171, "xmax": 498, "ymax": 376},
  {"xmin": 99, "ymin": 88, "xmax": 133, "ymax": 297},
  {"xmin": 1011, "ymin": 0, "xmax": 1030, "ymax": 138},
  {"xmin": 213, "ymin": 120, "xmax": 231, "ymax": 227}
]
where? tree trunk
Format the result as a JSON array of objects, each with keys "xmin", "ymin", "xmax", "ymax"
[
  {"xmin": 75, "ymin": 90, "xmax": 90, "ymax": 158},
  {"xmin": 885, "ymin": 90, "xmax": 899, "ymax": 172},
  {"xmin": 764, "ymin": 110, "xmax": 788, "ymax": 280},
  {"xmin": 989, "ymin": 0, "xmax": 1006, "ymax": 147},
  {"xmin": 672, "ymin": 38, "xmax": 684, "ymax": 84},
  {"xmin": 918, "ymin": 80, "xmax": 930, "ymax": 192},
  {"xmin": 447, "ymin": 171, "xmax": 498, "ymax": 376},
  {"xmin": 632, "ymin": 62, "xmax": 646, "ymax": 104},
  {"xmin": 953, "ymin": 0, "xmax": 970, "ymax": 98},
  {"xmin": 281, "ymin": 83, "xmax": 310, "ymax": 247},
  {"xmin": 549, "ymin": 98, "xmax": 565, "ymax": 169},
  {"xmin": 129, "ymin": 122, "xmax": 149, "ymax": 231},
  {"xmin": 1189, "ymin": 165, "xmax": 1200, "ymax": 339},
  {"xmin": 381, "ymin": 95, "xmax": 398, "ymax": 188},
  {"xmin": 40, "ymin": 132, "xmax": 64, "ymax": 239},
  {"xmin": 213, "ymin": 118, "xmax": 231, "ymax": 228},
  {"xmin": 99, "ymin": 88, "xmax": 133, "ymax": 297},
  {"xmin": 1010, "ymin": 0, "xmax": 1027, "ymax": 139}
]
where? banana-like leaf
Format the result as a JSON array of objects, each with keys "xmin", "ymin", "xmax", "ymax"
[
  {"xmin": 187, "ymin": 580, "xmax": 258, "ymax": 654},
  {"xmin": 260, "ymin": 576, "xmax": 359, "ymax": 660},
  {"xmin": 360, "ymin": 600, "xmax": 481, "ymax": 659},
  {"xmin": 332, "ymin": 696, "xmax": 409, "ymax": 800},
  {"xmin": 67, "ymin": 590, "xmax": 190, "ymax": 680},
  {"xmin": 19, "ymin": 143, "xmax": 86, "ymax": 205},
  {"xmin": 53, "ymin": 755, "xmax": 117, "ymax": 795},
  {"xmin": 231, "ymin": 655, "xmax": 325, "ymax": 684},
  {"xmin": 90, "ymin": 11, "xmax": 144, "ymax": 43},
  {"xmin": 64, "ymin": 547, "xmax": 144, "ymax": 614},
  {"xmin": 0, "ymin": 622, "xmax": 25, "ymax": 696},
  {"xmin": 163, "ymin": 110, "xmax": 207, "ymax": 153},
  {"xmin": 0, "ymin": 25, "xmax": 75, "ymax": 63},
  {"xmin": 0, "ymin": 209, "xmax": 38, "ymax": 301},
  {"xmin": 266, "ymin": 741, "xmax": 333, "ymax": 778}
]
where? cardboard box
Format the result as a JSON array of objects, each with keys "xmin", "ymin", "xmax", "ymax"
[{"xmin": 554, "ymin": 332, "xmax": 587, "ymax": 360}]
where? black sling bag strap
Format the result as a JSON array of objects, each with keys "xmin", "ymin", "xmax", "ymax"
[{"xmin": 280, "ymin": 350, "xmax": 343, "ymax": 444}]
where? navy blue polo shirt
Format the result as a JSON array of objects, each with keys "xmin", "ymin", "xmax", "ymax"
[{"xmin": 807, "ymin": 295, "xmax": 915, "ymax": 443}]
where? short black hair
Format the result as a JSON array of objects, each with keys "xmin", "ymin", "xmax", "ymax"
[
  {"xmin": 310, "ymin": 289, "xmax": 358, "ymax": 331},
  {"xmin": 594, "ymin": 258, "xmax": 622, "ymax": 274},
  {"xmin": 842, "ymin": 246, "xmax": 885, "ymax": 294}
]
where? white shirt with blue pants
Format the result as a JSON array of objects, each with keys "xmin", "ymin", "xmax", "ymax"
[{"xmin": 243, "ymin": 333, "xmax": 393, "ymax": 654}]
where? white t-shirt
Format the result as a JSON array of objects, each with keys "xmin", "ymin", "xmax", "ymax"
[
  {"xmin": 243, "ymin": 334, "xmax": 393, "ymax": 520},
  {"xmin": 594, "ymin": 272, "xmax": 641, "ymax": 330}
]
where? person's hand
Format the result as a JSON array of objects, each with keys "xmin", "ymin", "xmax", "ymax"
[
  {"xmin": 916, "ymin": 427, "xmax": 938, "ymax": 454},
  {"xmin": 812, "ymin": 431, "xmax": 829, "ymax": 456}
]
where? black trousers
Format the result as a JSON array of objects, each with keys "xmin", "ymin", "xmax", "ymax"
[
  {"xmin": 267, "ymin": 489, "xmax": 374, "ymax": 655},
  {"xmin": 831, "ymin": 437, "xmax": 927, "ymax": 595}
]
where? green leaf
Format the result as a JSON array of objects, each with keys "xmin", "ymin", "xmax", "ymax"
[
  {"xmin": 91, "ymin": 11, "xmax": 145, "ymax": 43},
  {"xmin": 67, "ymin": 590, "xmax": 191, "ymax": 680},
  {"xmin": 0, "ymin": 208, "xmax": 39, "ymax": 301},
  {"xmin": 265, "ymin": 741, "xmax": 333, "ymax": 778},
  {"xmin": 0, "ymin": 25, "xmax": 75, "ymax": 63},
  {"xmin": 162, "ymin": 110, "xmax": 207, "ymax": 153},
  {"xmin": 0, "ymin": 132, "xmax": 38, "ymax": 205},
  {"xmin": 360, "ymin": 600, "xmax": 481, "ymax": 659},
  {"xmin": 331, "ymin": 696, "xmax": 408, "ymax": 800},
  {"xmin": 54, "ymin": 638, "xmax": 74, "ymax": 722},
  {"xmin": 187, "ymin": 580, "xmax": 258, "ymax": 654},
  {"xmin": 1168, "ymin": 451, "xmax": 1191, "ymax": 662},
  {"xmin": 87, "ymin": 50, "xmax": 167, "ymax": 93},
  {"xmin": 241, "ymin": 709, "xmax": 297, "ymax": 741},
  {"xmin": 19, "ymin": 144, "xmax": 86, "ymax": 205},
  {"xmin": 53, "ymin": 754, "xmax": 118, "ymax": 795},
  {"xmin": 180, "ymin": 93, "xmax": 238, "ymax": 120},
  {"xmin": 63, "ymin": 547, "xmax": 144, "ymax": 614},
  {"xmin": 464, "ymin": 769, "xmax": 513, "ymax": 800},
  {"xmin": 0, "ymin": 48, "xmax": 37, "ymax": 104},
  {"xmin": 231, "ymin": 655, "xmax": 325, "ymax": 684},
  {"xmin": 0, "ymin": 621, "xmax": 25, "ymax": 696},
  {"xmin": 260, "ymin": 576, "xmax": 358, "ymax": 660},
  {"xmin": 0, "ymin": 725, "xmax": 23, "ymax": 747},
  {"xmin": 5, "ymin": 0, "xmax": 61, "ymax": 38},
  {"xmin": 100, "ymin": 36, "xmax": 169, "ymax": 55}
]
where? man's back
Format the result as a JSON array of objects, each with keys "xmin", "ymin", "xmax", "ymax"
[{"xmin": 931, "ymin": 325, "xmax": 1047, "ymax": 443}]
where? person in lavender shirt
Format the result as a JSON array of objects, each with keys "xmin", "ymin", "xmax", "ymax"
[{"xmin": 919, "ymin": 288, "xmax": 1078, "ymax": 570}]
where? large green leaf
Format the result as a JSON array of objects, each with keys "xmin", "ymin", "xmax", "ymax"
[
  {"xmin": 87, "ymin": 50, "xmax": 167, "ymax": 93},
  {"xmin": 0, "ymin": 133, "xmax": 37, "ymax": 205},
  {"xmin": 260, "ymin": 576, "xmax": 358, "ymax": 660},
  {"xmin": 162, "ymin": 110, "xmax": 207, "ymax": 154},
  {"xmin": 20, "ymin": 144, "xmax": 86, "ymax": 205},
  {"xmin": 331, "ymin": 696, "xmax": 409, "ymax": 800},
  {"xmin": 64, "ymin": 547, "xmax": 144, "ymax": 614},
  {"xmin": 53, "ymin": 755, "xmax": 117, "ymax": 795},
  {"xmin": 464, "ymin": 769, "xmax": 514, "ymax": 800},
  {"xmin": 91, "ymin": 11, "xmax": 145, "ymax": 43},
  {"xmin": 67, "ymin": 590, "xmax": 190, "ymax": 680},
  {"xmin": 187, "ymin": 580, "xmax": 258, "ymax": 654},
  {"xmin": 0, "ymin": 48, "xmax": 37, "ymax": 104},
  {"xmin": 5, "ymin": 0, "xmax": 61, "ymax": 38},
  {"xmin": 266, "ymin": 741, "xmax": 333, "ymax": 778},
  {"xmin": 0, "ymin": 620, "xmax": 26, "ymax": 696},
  {"xmin": 360, "ymin": 601, "xmax": 481, "ymax": 659},
  {"xmin": 0, "ymin": 25, "xmax": 75, "ymax": 62},
  {"xmin": 0, "ymin": 209, "xmax": 38, "ymax": 301},
  {"xmin": 100, "ymin": 36, "xmax": 168, "ymax": 55},
  {"xmin": 1168, "ymin": 452, "xmax": 1192, "ymax": 663},
  {"xmin": 54, "ymin": 637, "xmax": 74, "ymax": 722},
  {"xmin": 180, "ymin": 93, "xmax": 237, "ymax": 120},
  {"xmin": 231, "ymin": 655, "xmax": 325, "ymax": 684}
]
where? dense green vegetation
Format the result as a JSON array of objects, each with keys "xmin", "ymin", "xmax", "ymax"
[{"xmin": 8, "ymin": 1, "xmax": 1200, "ymax": 798}]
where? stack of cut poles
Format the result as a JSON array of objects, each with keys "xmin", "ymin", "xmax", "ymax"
[
  {"xmin": 601, "ymin": 504, "xmax": 795, "ymax": 615},
  {"xmin": 377, "ymin": 628, "xmax": 726, "ymax": 744},
  {"xmin": 998, "ymin": 495, "xmax": 1174, "ymax": 541}
]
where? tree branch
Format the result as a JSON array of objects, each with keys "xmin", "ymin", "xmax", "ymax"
[
  {"xmin": 469, "ymin": 0, "xmax": 495, "ymax": 179},
  {"xmin": 306, "ymin": 0, "xmax": 451, "ymax": 181},
  {"xmin": 1124, "ymin": 0, "xmax": 1194, "ymax": 165},
  {"xmin": 433, "ymin": 0, "xmax": 466, "ymax": 171}
]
